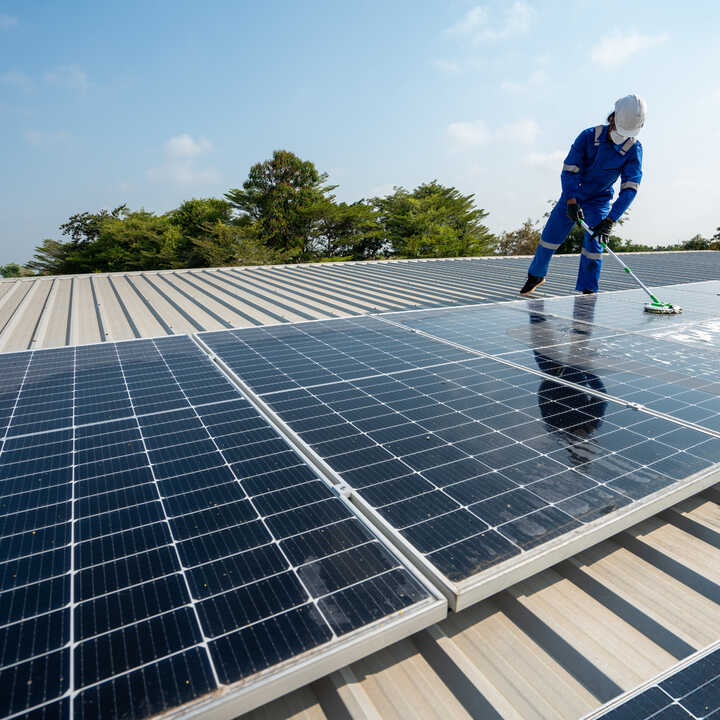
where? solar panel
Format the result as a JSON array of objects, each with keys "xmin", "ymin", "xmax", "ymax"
[
  {"xmin": 199, "ymin": 319, "xmax": 720, "ymax": 610},
  {"xmin": 200, "ymin": 315, "xmax": 474, "ymax": 394},
  {"xmin": 0, "ymin": 335, "xmax": 442, "ymax": 720},
  {"xmin": 586, "ymin": 640, "xmax": 720, "ymax": 719},
  {"xmin": 520, "ymin": 282, "xmax": 720, "ymax": 334},
  {"xmin": 388, "ymin": 299, "xmax": 720, "ymax": 436}
]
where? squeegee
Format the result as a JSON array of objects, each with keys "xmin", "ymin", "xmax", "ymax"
[{"xmin": 577, "ymin": 218, "xmax": 682, "ymax": 314}]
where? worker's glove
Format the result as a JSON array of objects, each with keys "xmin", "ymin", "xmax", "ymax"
[
  {"xmin": 592, "ymin": 217, "xmax": 614, "ymax": 237},
  {"xmin": 567, "ymin": 203, "xmax": 583, "ymax": 223}
]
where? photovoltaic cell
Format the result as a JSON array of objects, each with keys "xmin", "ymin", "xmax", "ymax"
[
  {"xmin": 389, "ymin": 298, "xmax": 720, "ymax": 435},
  {"xmin": 0, "ymin": 335, "xmax": 435, "ymax": 720},
  {"xmin": 200, "ymin": 315, "xmax": 474, "ymax": 395},
  {"xmin": 201, "ymin": 323, "xmax": 720, "ymax": 595},
  {"xmin": 590, "ymin": 641, "xmax": 720, "ymax": 719}
]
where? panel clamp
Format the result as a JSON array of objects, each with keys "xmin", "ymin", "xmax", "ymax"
[{"xmin": 335, "ymin": 481, "xmax": 353, "ymax": 499}]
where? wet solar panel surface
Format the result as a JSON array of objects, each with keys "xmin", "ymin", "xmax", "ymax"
[
  {"xmin": 0, "ymin": 336, "xmax": 432, "ymax": 720},
  {"xmin": 389, "ymin": 290, "xmax": 720, "ymax": 436},
  {"xmin": 592, "ymin": 643, "xmax": 720, "ymax": 719},
  {"xmin": 201, "ymin": 316, "xmax": 720, "ymax": 588}
]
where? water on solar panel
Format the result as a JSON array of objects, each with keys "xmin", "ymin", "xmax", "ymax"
[{"xmin": 201, "ymin": 313, "xmax": 720, "ymax": 610}]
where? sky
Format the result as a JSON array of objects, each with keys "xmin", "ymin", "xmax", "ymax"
[{"xmin": 2, "ymin": 0, "xmax": 719, "ymax": 265}]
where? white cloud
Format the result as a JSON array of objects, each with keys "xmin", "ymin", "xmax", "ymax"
[
  {"xmin": 447, "ymin": 120, "xmax": 492, "ymax": 148},
  {"xmin": 0, "ymin": 14, "xmax": 18, "ymax": 29},
  {"xmin": 164, "ymin": 133, "xmax": 212, "ymax": 159},
  {"xmin": 23, "ymin": 130, "xmax": 71, "ymax": 146},
  {"xmin": 44, "ymin": 65, "xmax": 89, "ymax": 91},
  {"xmin": 0, "ymin": 70, "xmax": 32, "ymax": 90},
  {"xmin": 495, "ymin": 119, "xmax": 540, "ymax": 144},
  {"xmin": 590, "ymin": 31, "xmax": 668, "ymax": 68},
  {"xmin": 526, "ymin": 150, "xmax": 565, "ymax": 172},
  {"xmin": 448, "ymin": 118, "xmax": 539, "ymax": 149},
  {"xmin": 501, "ymin": 69, "xmax": 547, "ymax": 93},
  {"xmin": 448, "ymin": 2, "xmax": 535, "ymax": 43},
  {"xmin": 448, "ymin": 6, "xmax": 489, "ymax": 37},
  {"xmin": 148, "ymin": 134, "xmax": 220, "ymax": 185},
  {"xmin": 147, "ymin": 165, "xmax": 220, "ymax": 184}
]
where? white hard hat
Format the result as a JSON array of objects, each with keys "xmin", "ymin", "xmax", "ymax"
[{"xmin": 613, "ymin": 94, "xmax": 646, "ymax": 137}]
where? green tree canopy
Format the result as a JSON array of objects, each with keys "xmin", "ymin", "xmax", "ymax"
[
  {"xmin": 27, "ymin": 208, "xmax": 178, "ymax": 274},
  {"xmin": 0, "ymin": 263, "xmax": 25, "ymax": 278},
  {"xmin": 315, "ymin": 201, "xmax": 383, "ymax": 259},
  {"xmin": 225, "ymin": 150, "xmax": 337, "ymax": 261},
  {"xmin": 166, "ymin": 197, "xmax": 234, "ymax": 267},
  {"xmin": 494, "ymin": 219, "xmax": 541, "ymax": 255},
  {"xmin": 373, "ymin": 181, "xmax": 494, "ymax": 258}
]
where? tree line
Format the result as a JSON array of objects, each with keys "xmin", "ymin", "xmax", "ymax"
[{"xmin": 2, "ymin": 149, "xmax": 718, "ymax": 278}]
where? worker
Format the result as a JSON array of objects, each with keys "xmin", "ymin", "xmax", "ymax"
[{"xmin": 520, "ymin": 94, "xmax": 646, "ymax": 295}]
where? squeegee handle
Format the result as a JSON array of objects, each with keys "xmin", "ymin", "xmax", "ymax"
[{"xmin": 576, "ymin": 218, "xmax": 660, "ymax": 303}]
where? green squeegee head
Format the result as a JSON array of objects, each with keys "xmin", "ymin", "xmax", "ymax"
[{"xmin": 644, "ymin": 300, "xmax": 683, "ymax": 314}]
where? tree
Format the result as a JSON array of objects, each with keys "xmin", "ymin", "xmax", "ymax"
[
  {"xmin": 27, "ymin": 208, "xmax": 179, "ymax": 274},
  {"xmin": 494, "ymin": 219, "xmax": 541, "ymax": 255},
  {"xmin": 59, "ymin": 205, "xmax": 127, "ymax": 244},
  {"xmin": 26, "ymin": 239, "xmax": 73, "ymax": 275},
  {"xmin": 166, "ymin": 198, "xmax": 233, "ymax": 267},
  {"xmin": 682, "ymin": 234, "xmax": 710, "ymax": 251},
  {"xmin": 712, "ymin": 227, "xmax": 720, "ymax": 251},
  {"xmin": 0, "ymin": 263, "xmax": 30, "ymax": 278},
  {"xmin": 191, "ymin": 222, "xmax": 283, "ymax": 267},
  {"xmin": 225, "ymin": 150, "xmax": 337, "ymax": 261},
  {"xmin": 316, "ymin": 201, "xmax": 383, "ymax": 259},
  {"xmin": 373, "ymin": 182, "xmax": 494, "ymax": 258}
]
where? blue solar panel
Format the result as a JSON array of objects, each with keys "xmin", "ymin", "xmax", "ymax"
[
  {"xmin": 200, "ymin": 315, "xmax": 474, "ymax": 394},
  {"xmin": 388, "ymin": 294, "xmax": 720, "ymax": 436},
  {"xmin": 590, "ymin": 641, "xmax": 720, "ymax": 719},
  {"xmin": 200, "ymin": 321, "xmax": 720, "ymax": 601},
  {"xmin": 0, "ymin": 335, "xmax": 437, "ymax": 720}
]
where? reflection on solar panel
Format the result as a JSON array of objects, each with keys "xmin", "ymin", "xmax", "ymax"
[
  {"xmin": 587, "ymin": 640, "xmax": 720, "ymax": 719},
  {"xmin": 200, "ymin": 316, "xmax": 474, "ymax": 394},
  {"xmin": 524, "ymin": 282, "xmax": 720, "ymax": 334},
  {"xmin": 389, "ymin": 294, "xmax": 720, "ymax": 435},
  {"xmin": 199, "ymin": 318, "xmax": 720, "ymax": 609},
  {"xmin": 0, "ymin": 336, "xmax": 440, "ymax": 720}
]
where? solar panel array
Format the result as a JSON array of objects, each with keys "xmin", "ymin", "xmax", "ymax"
[
  {"xmin": 389, "ymin": 288, "xmax": 720, "ymax": 437},
  {"xmin": 2, "ymin": 278, "xmax": 720, "ymax": 719},
  {"xmin": 200, "ymin": 309, "xmax": 720, "ymax": 602},
  {"xmin": 0, "ymin": 336, "xmax": 436, "ymax": 720},
  {"xmin": 590, "ymin": 642, "xmax": 720, "ymax": 719}
]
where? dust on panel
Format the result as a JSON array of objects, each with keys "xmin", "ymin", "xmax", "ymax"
[
  {"xmin": 0, "ymin": 335, "xmax": 435, "ymax": 720},
  {"xmin": 201, "ymin": 325, "xmax": 720, "ymax": 595}
]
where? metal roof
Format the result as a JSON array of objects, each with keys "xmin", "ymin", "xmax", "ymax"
[
  {"xmin": 2, "ymin": 252, "xmax": 719, "ymax": 352},
  {"xmin": 239, "ymin": 491, "xmax": 720, "ymax": 720},
  {"xmin": 2, "ymin": 253, "xmax": 719, "ymax": 719}
]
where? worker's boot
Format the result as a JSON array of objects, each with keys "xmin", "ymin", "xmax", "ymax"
[{"xmin": 520, "ymin": 274, "xmax": 545, "ymax": 295}]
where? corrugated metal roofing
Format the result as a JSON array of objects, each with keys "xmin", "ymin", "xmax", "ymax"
[
  {"xmin": 239, "ymin": 491, "xmax": 720, "ymax": 720},
  {"xmin": 2, "ymin": 253, "xmax": 718, "ymax": 719},
  {"xmin": 2, "ymin": 252, "xmax": 719, "ymax": 352}
]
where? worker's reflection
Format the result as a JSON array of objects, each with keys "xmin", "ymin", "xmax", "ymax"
[{"xmin": 527, "ymin": 296, "xmax": 608, "ymax": 465}]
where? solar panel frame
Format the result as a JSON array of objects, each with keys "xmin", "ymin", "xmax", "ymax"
[
  {"xmin": 196, "ymin": 329, "xmax": 720, "ymax": 612},
  {"xmin": 0, "ymin": 334, "xmax": 445, "ymax": 720},
  {"xmin": 583, "ymin": 638, "xmax": 720, "ymax": 720}
]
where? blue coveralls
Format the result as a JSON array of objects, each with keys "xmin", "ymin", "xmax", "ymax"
[{"xmin": 528, "ymin": 124, "xmax": 643, "ymax": 292}]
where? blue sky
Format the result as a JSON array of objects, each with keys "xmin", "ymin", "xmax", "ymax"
[{"xmin": 2, "ymin": 0, "xmax": 719, "ymax": 264}]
